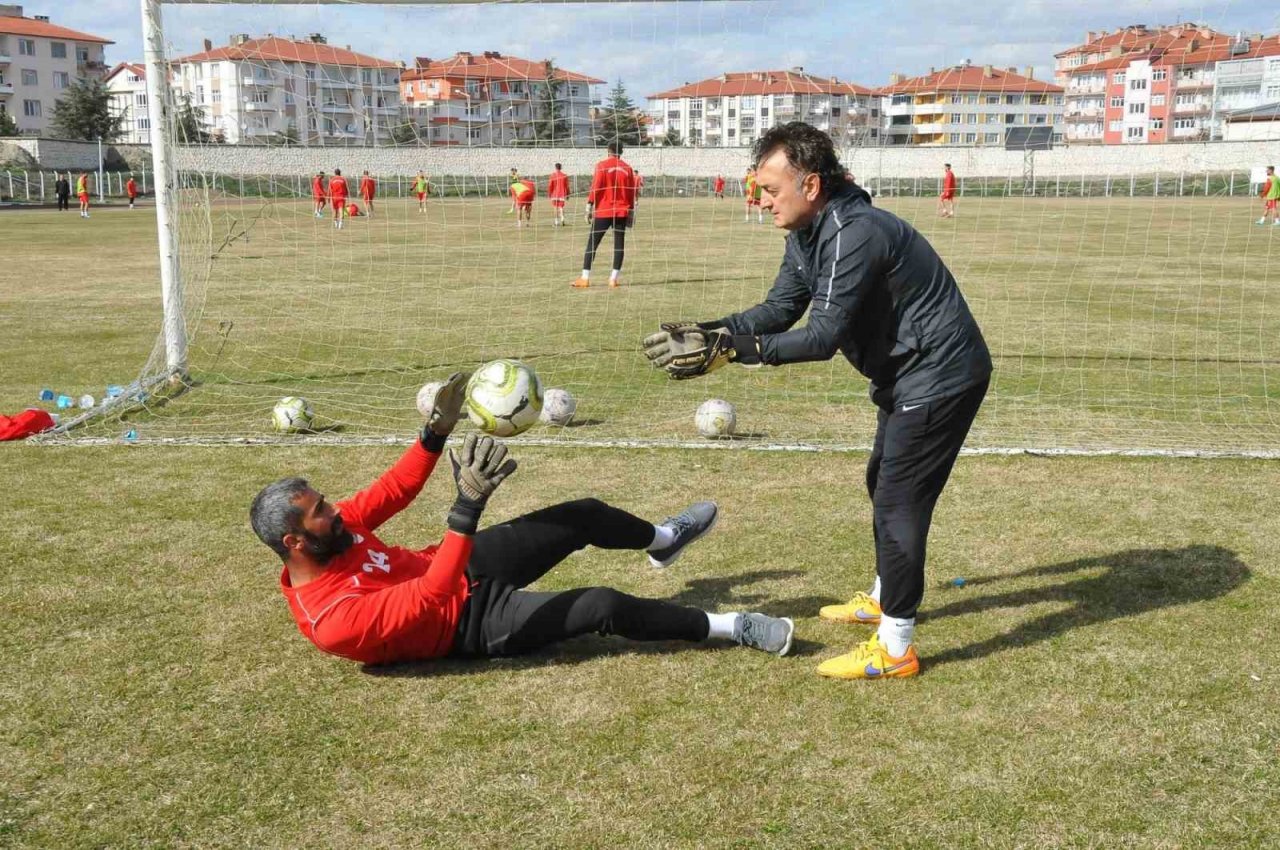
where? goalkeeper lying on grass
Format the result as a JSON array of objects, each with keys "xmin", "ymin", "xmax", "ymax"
[{"xmin": 249, "ymin": 372, "xmax": 793, "ymax": 666}]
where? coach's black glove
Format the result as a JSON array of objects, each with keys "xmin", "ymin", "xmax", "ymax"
[
  {"xmin": 418, "ymin": 370, "xmax": 471, "ymax": 452},
  {"xmin": 642, "ymin": 321, "xmax": 761, "ymax": 380},
  {"xmin": 446, "ymin": 434, "xmax": 517, "ymax": 535}
]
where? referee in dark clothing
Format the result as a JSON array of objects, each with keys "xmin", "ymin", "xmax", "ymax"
[{"xmin": 643, "ymin": 122, "xmax": 991, "ymax": 680}]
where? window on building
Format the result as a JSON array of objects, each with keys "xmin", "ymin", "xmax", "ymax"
[
  {"xmin": 667, "ymin": 110, "xmax": 680, "ymax": 121},
  {"xmin": 950, "ymin": 94, "xmax": 963, "ymax": 104},
  {"xmin": 1109, "ymin": 120, "xmax": 1122, "ymax": 131},
  {"xmin": 1109, "ymin": 96, "xmax": 1123, "ymax": 108},
  {"xmin": 727, "ymin": 107, "xmax": 735, "ymax": 117},
  {"xmin": 741, "ymin": 96, "xmax": 755, "ymax": 109},
  {"xmin": 1127, "ymin": 126, "xmax": 1144, "ymax": 139},
  {"xmin": 985, "ymin": 132, "xmax": 1000, "ymax": 143},
  {"xmin": 1005, "ymin": 113, "xmax": 1018, "ymax": 124},
  {"xmin": 213, "ymin": 90, "xmax": 222, "ymax": 103},
  {"xmin": 964, "ymin": 132, "xmax": 976, "ymax": 143},
  {"xmin": 196, "ymin": 86, "xmax": 204, "ymax": 103},
  {"xmin": 1152, "ymin": 94, "xmax": 1166, "ymax": 106},
  {"xmin": 23, "ymin": 99, "xmax": 41, "ymax": 117},
  {"xmin": 253, "ymin": 89, "xmax": 269, "ymax": 104},
  {"xmin": 892, "ymin": 94, "xmax": 911, "ymax": 105},
  {"xmin": 469, "ymin": 128, "xmax": 482, "ymax": 139},
  {"xmin": 949, "ymin": 133, "xmax": 961, "ymax": 143},
  {"xmin": 50, "ymin": 41, "xmax": 67, "ymax": 59},
  {"xmin": 18, "ymin": 38, "xmax": 34, "ymax": 56},
  {"xmin": 134, "ymin": 91, "xmax": 147, "ymax": 106},
  {"xmin": 361, "ymin": 69, "xmax": 372, "ymax": 84},
  {"xmin": 1053, "ymin": 95, "xmax": 1064, "ymax": 105},
  {"xmin": 1268, "ymin": 59, "xmax": 1280, "ymax": 74},
  {"xmin": 127, "ymin": 73, "xmax": 140, "ymax": 83},
  {"xmin": 1152, "ymin": 68, "xmax": 1167, "ymax": 81},
  {"xmin": 1129, "ymin": 78, "xmax": 1147, "ymax": 90},
  {"xmin": 966, "ymin": 94, "xmax": 978, "ymax": 104},
  {"xmin": 136, "ymin": 117, "xmax": 150, "ymax": 130},
  {"xmin": 53, "ymin": 71, "xmax": 69, "ymax": 89},
  {"xmin": 1004, "ymin": 94, "xmax": 1022, "ymax": 104},
  {"xmin": 761, "ymin": 107, "xmax": 770, "ymax": 117},
  {"xmin": 1114, "ymin": 71, "xmax": 1126, "ymax": 84},
  {"xmin": 1174, "ymin": 117, "xmax": 1197, "ymax": 129},
  {"xmin": 950, "ymin": 112, "xmax": 961, "ymax": 124},
  {"xmin": 1151, "ymin": 118, "xmax": 1163, "ymax": 130},
  {"xmin": 1128, "ymin": 102, "xmax": 1146, "ymax": 114},
  {"xmin": 76, "ymin": 46, "xmax": 89, "ymax": 62},
  {"xmin": 985, "ymin": 94, "xmax": 999, "ymax": 104},
  {"xmin": 1265, "ymin": 84, "xmax": 1280, "ymax": 100}
]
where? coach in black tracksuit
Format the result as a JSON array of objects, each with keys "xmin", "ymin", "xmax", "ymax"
[{"xmin": 643, "ymin": 122, "xmax": 991, "ymax": 678}]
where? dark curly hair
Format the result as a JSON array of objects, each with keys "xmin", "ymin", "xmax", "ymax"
[{"xmin": 751, "ymin": 122, "xmax": 848, "ymax": 197}]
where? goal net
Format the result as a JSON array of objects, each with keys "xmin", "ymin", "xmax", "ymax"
[{"xmin": 59, "ymin": 0, "xmax": 1280, "ymax": 455}]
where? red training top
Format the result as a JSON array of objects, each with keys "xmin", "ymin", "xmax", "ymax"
[
  {"xmin": 312, "ymin": 176, "xmax": 326, "ymax": 199},
  {"xmin": 587, "ymin": 156, "xmax": 636, "ymax": 218},
  {"xmin": 278, "ymin": 442, "xmax": 475, "ymax": 665},
  {"xmin": 359, "ymin": 175, "xmax": 376, "ymax": 199},
  {"xmin": 714, "ymin": 176, "xmax": 725, "ymax": 192},
  {"xmin": 126, "ymin": 178, "xmax": 137, "ymax": 197},
  {"xmin": 547, "ymin": 171, "xmax": 570, "ymax": 200},
  {"xmin": 329, "ymin": 175, "xmax": 349, "ymax": 201},
  {"xmin": 943, "ymin": 171, "xmax": 957, "ymax": 192}
]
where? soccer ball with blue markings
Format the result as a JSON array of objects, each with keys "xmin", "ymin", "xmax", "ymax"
[{"xmin": 465, "ymin": 359, "xmax": 543, "ymax": 437}]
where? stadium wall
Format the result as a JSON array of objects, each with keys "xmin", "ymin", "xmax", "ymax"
[{"xmin": 5, "ymin": 136, "xmax": 1278, "ymax": 178}]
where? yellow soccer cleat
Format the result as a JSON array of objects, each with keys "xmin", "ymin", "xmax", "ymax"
[
  {"xmin": 819, "ymin": 591, "xmax": 882, "ymax": 625},
  {"xmin": 571, "ymin": 277, "xmax": 591, "ymax": 289},
  {"xmin": 817, "ymin": 633, "xmax": 919, "ymax": 680}
]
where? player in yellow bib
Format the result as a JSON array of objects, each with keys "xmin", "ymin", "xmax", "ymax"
[
  {"xmin": 1258, "ymin": 165, "xmax": 1280, "ymax": 227},
  {"xmin": 76, "ymin": 173, "xmax": 91, "ymax": 218},
  {"xmin": 744, "ymin": 168, "xmax": 763, "ymax": 224},
  {"xmin": 413, "ymin": 172, "xmax": 429, "ymax": 213}
]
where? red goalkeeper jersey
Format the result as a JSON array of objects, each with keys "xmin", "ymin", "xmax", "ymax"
[
  {"xmin": 359, "ymin": 176, "xmax": 376, "ymax": 199},
  {"xmin": 278, "ymin": 442, "xmax": 474, "ymax": 665},
  {"xmin": 587, "ymin": 155, "xmax": 636, "ymax": 217},
  {"xmin": 329, "ymin": 175, "xmax": 349, "ymax": 201}
]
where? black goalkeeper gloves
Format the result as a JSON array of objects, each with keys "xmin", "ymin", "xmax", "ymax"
[
  {"xmin": 446, "ymin": 434, "xmax": 517, "ymax": 535},
  {"xmin": 641, "ymin": 321, "xmax": 762, "ymax": 380}
]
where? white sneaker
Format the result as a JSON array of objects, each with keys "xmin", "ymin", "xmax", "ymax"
[{"xmin": 1259, "ymin": 219, "xmax": 1267, "ymax": 225}]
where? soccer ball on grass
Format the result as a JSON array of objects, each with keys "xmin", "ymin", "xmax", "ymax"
[
  {"xmin": 272, "ymin": 396, "xmax": 314, "ymax": 433},
  {"xmin": 539, "ymin": 388, "xmax": 577, "ymax": 426},
  {"xmin": 466, "ymin": 359, "xmax": 543, "ymax": 437},
  {"xmin": 695, "ymin": 399, "xmax": 736, "ymax": 438}
]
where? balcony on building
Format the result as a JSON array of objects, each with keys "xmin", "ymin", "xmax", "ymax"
[{"xmin": 0, "ymin": 80, "xmax": 13, "ymax": 96}]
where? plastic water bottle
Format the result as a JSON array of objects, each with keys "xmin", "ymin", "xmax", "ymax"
[
  {"xmin": 122, "ymin": 428, "xmax": 138, "ymax": 443},
  {"xmin": 56, "ymin": 394, "xmax": 74, "ymax": 409},
  {"xmin": 39, "ymin": 388, "xmax": 55, "ymax": 402},
  {"xmin": 950, "ymin": 577, "xmax": 967, "ymax": 588},
  {"xmin": 78, "ymin": 394, "xmax": 95, "ymax": 409},
  {"xmin": 105, "ymin": 385, "xmax": 124, "ymax": 399}
]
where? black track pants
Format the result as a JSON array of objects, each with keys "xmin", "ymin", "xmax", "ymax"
[{"xmin": 582, "ymin": 215, "xmax": 629, "ymax": 272}]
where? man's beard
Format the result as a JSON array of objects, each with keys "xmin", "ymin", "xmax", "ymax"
[{"xmin": 302, "ymin": 521, "xmax": 355, "ymax": 564}]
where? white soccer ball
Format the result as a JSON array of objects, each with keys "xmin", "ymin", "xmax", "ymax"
[
  {"xmin": 272, "ymin": 396, "xmax": 314, "ymax": 433},
  {"xmin": 416, "ymin": 380, "xmax": 446, "ymax": 420},
  {"xmin": 539, "ymin": 388, "xmax": 577, "ymax": 426},
  {"xmin": 465, "ymin": 359, "xmax": 543, "ymax": 437},
  {"xmin": 695, "ymin": 399, "xmax": 736, "ymax": 438}
]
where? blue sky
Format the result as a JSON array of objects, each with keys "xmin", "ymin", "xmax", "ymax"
[{"xmin": 53, "ymin": 0, "xmax": 1280, "ymax": 101}]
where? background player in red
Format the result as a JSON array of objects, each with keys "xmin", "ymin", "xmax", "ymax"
[
  {"xmin": 359, "ymin": 170, "xmax": 376, "ymax": 217},
  {"xmin": 573, "ymin": 141, "xmax": 636, "ymax": 289},
  {"xmin": 312, "ymin": 171, "xmax": 327, "ymax": 218},
  {"xmin": 329, "ymin": 168, "xmax": 349, "ymax": 229},
  {"xmin": 547, "ymin": 162, "xmax": 570, "ymax": 227},
  {"xmin": 938, "ymin": 163, "xmax": 957, "ymax": 218},
  {"xmin": 76, "ymin": 172, "xmax": 91, "ymax": 218},
  {"xmin": 249, "ymin": 374, "xmax": 795, "ymax": 666},
  {"xmin": 126, "ymin": 176, "xmax": 138, "ymax": 210},
  {"xmin": 510, "ymin": 174, "xmax": 536, "ymax": 228},
  {"xmin": 714, "ymin": 173, "xmax": 726, "ymax": 199}
]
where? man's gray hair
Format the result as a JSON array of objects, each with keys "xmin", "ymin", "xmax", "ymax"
[{"xmin": 250, "ymin": 477, "xmax": 310, "ymax": 559}]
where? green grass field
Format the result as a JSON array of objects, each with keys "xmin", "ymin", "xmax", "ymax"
[{"xmin": 2, "ymin": 197, "xmax": 1279, "ymax": 847}]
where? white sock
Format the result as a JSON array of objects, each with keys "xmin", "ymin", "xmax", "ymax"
[
  {"xmin": 647, "ymin": 524, "xmax": 676, "ymax": 551},
  {"xmin": 581, "ymin": 269, "xmax": 590, "ymax": 280},
  {"xmin": 869, "ymin": 575, "xmax": 882, "ymax": 603},
  {"xmin": 705, "ymin": 611, "xmax": 738, "ymax": 640},
  {"xmin": 610, "ymin": 269, "xmax": 619, "ymax": 281},
  {"xmin": 878, "ymin": 616, "xmax": 915, "ymax": 657}
]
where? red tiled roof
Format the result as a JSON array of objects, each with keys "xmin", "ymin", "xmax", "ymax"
[
  {"xmin": 1055, "ymin": 23, "xmax": 1220, "ymax": 58},
  {"xmin": 1069, "ymin": 34, "xmax": 1280, "ymax": 74},
  {"xmin": 878, "ymin": 65, "xmax": 1062, "ymax": 95},
  {"xmin": 174, "ymin": 37, "xmax": 397, "ymax": 69},
  {"xmin": 104, "ymin": 62, "xmax": 146, "ymax": 82},
  {"xmin": 649, "ymin": 70, "xmax": 873, "ymax": 99},
  {"xmin": 0, "ymin": 14, "xmax": 112, "ymax": 44},
  {"xmin": 402, "ymin": 52, "xmax": 603, "ymax": 84}
]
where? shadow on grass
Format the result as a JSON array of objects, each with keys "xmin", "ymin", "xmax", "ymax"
[
  {"xmin": 924, "ymin": 544, "xmax": 1249, "ymax": 668},
  {"xmin": 363, "ymin": 569, "xmax": 836, "ymax": 677}
]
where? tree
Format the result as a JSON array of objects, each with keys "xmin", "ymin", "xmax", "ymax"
[
  {"xmin": 390, "ymin": 121, "xmax": 422, "ymax": 146},
  {"xmin": 593, "ymin": 79, "xmax": 644, "ymax": 148},
  {"xmin": 174, "ymin": 93, "xmax": 213, "ymax": 144},
  {"xmin": 49, "ymin": 77, "xmax": 123, "ymax": 142},
  {"xmin": 663, "ymin": 127, "xmax": 683, "ymax": 147},
  {"xmin": 530, "ymin": 60, "xmax": 569, "ymax": 146},
  {"xmin": 0, "ymin": 109, "xmax": 18, "ymax": 136}
]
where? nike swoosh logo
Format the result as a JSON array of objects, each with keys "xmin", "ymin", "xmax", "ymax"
[
  {"xmin": 864, "ymin": 658, "xmax": 913, "ymax": 677},
  {"xmin": 902, "ymin": 404, "xmax": 923, "ymax": 412},
  {"xmin": 854, "ymin": 608, "xmax": 879, "ymax": 621}
]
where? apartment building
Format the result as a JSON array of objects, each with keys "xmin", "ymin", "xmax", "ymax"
[
  {"xmin": 1058, "ymin": 24, "xmax": 1280, "ymax": 144},
  {"xmin": 879, "ymin": 63, "xmax": 1063, "ymax": 146},
  {"xmin": 400, "ymin": 51, "xmax": 602, "ymax": 146},
  {"xmin": 172, "ymin": 34, "xmax": 401, "ymax": 146},
  {"xmin": 0, "ymin": 4, "xmax": 111, "ymax": 135},
  {"xmin": 105, "ymin": 62, "xmax": 151, "ymax": 144},
  {"xmin": 1211, "ymin": 41, "xmax": 1280, "ymax": 139},
  {"xmin": 646, "ymin": 69, "xmax": 877, "ymax": 147}
]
